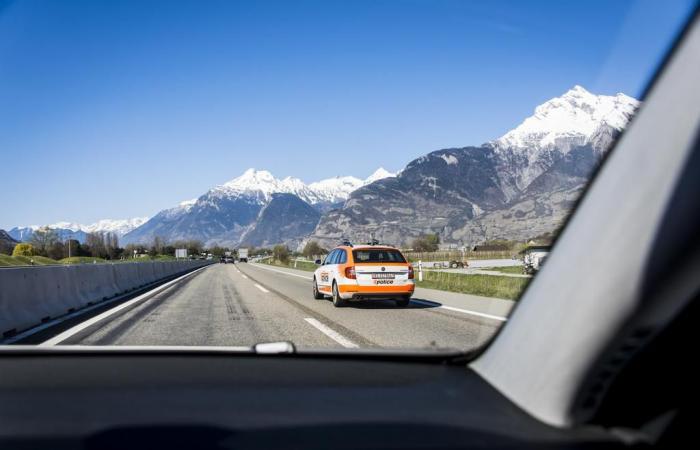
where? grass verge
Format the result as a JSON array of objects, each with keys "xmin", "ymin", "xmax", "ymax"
[
  {"xmin": 482, "ymin": 265, "xmax": 524, "ymax": 275},
  {"xmin": 416, "ymin": 270, "xmax": 528, "ymax": 300},
  {"xmin": 0, "ymin": 254, "xmax": 61, "ymax": 266},
  {"xmin": 262, "ymin": 258, "xmax": 317, "ymax": 272},
  {"xmin": 0, "ymin": 254, "xmax": 184, "ymax": 267},
  {"xmin": 59, "ymin": 256, "xmax": 107, "ymax": 264}
]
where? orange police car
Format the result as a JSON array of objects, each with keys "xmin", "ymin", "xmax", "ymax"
[{"xmin": 312, "ymin": 241, "xmax": 415, "ymax": 307}]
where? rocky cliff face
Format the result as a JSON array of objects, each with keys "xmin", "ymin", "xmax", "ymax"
[{"xmin": 240, "ymin": 193, "xmax": 321, "ymax": 248}]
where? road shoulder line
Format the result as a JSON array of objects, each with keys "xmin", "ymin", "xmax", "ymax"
[
  {"xmin": 254, "ymin": 283, "xmax": 270, "ymax": 293},
  {"xmin": 249, "ymin": 263, "xmax": 311, "ymax": 279},
  {"xmin": 304, "ymin": 318, "xmax": 358, "ymax": 348},
  {"xmin": 412, "ymin": 299, "xmax": 508, "ymax": 322},
  {"xmin": 38, "ymin": 266, "xmax": 210, "ymax": 346}
]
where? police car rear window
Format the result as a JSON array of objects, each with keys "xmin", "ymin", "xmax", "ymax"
[{"xmin": 352, "ymin": 249, "xmax": 406, "ymax": 263}]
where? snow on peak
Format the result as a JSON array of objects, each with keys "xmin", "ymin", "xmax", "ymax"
[
  {"xmin": 439, "ymin": 154, "xmax": 459, "ymax": 165},
  {"xmin": 214, "ymin": 168, "xmax": 317, "ymax": 203},
  {"xmin": 45, "ymin": 222, "xmax": 84, "ymax": 232},
  {"xmin": 15, "ymin": 218, "xmax": 149, "ymax": 237},
  {"xmin": 494, "ymin": 85, "xmax": 639, "ymax": 152},
  {"xmin": 222, "ymin": 168, "xmax": 277, "ymax": 191},
  {"xmin": 83, "ymin": 217, "xmax": 150, "ymax": 235},
  {"xmin": 308, "ymin": 176, "xmax": 364, "ymax": 204},
  {"xmin": 203, "ymin": 167, "xmax": 395, "ymax": 206},
  {"xmin": 364, "ymin": 167, "xmax": 396, "ymax": 184},
  {"xmin": 179, "ymin": 198, "xmax": 197, "ymax": 209}
]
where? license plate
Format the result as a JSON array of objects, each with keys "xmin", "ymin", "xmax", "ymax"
[{"xmin": 371, "ymin": 273, "xmax": 395, "ymax": 279}]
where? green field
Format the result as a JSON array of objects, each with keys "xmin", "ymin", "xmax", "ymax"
[
  {"xmin": 59, "ymin": 256, "xmax": 107, "ymax": 264},
  {"xmin": 482, "ymin": 265, "xmax": 524, "ymax": 274},
  {"xmin": 0, "ymin": 254, "xmax": 179, "ymax": 267},
  {"xmin": 0, "ymin": 254, "xmax": 25, "ymax": 266},
  {"xmin": 416, "ymin": 270, "xmax": 528, "ymax": 300},
  {"xmin": 263, "ymin": 258, "xmax": 317, "ymax": 272},
  {"xmin": 0, "ymin": 254, "xmax": 60, "ymax": 266}
]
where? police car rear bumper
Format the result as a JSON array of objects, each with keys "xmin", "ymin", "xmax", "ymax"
[{"xmin": 338, "ymin": 283, "xmax": 414, "ymax": 300}]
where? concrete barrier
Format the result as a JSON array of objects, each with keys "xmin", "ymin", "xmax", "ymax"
[{"xmin": 0, "ymin": 260, "xmax": 211, "ymax": 338}]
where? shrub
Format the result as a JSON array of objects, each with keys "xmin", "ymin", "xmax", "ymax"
[
  {"xmin": 12, "ymin": 243, "xmax": 35, "ymax": 257},
  {"xmin": 272, "ymin": 245, "xmax": 290, "ymax": 263},
  {"xmin": 302, "ymin": 241, "xmax": 326, "ymax": 259}
]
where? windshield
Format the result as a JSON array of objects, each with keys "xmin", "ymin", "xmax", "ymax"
[
  {"xmin": 353, "ymin": 249, "xmax": 407, "ymax": 264},
  {"xmin": 0, "ymin": 0, "xmax": 695, "ymax": 353}
]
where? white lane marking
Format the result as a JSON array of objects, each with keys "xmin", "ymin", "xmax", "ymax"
[
  {"xmin": 241, "ymin": 274, "xmax": 249, "ymax": 279},
  {"xmin": 254, "ymin": 283, "xmax": 270, "ymax": 293},
  {"xmin": 249, "ymin": 263, "xmax": 311, "ymax": 280},
  {"xmin": 411, "ymin": 299, "xmax": 508, "ymax": 322},
  {"xmin": 304, "ymin": 318, "xmax": 358, "ymax": 348},
  {"xmin": 250, "ymin": 263, "xmax": 507, "ymax": 322},
  {"xmin": 38, "ymin": 266, "xmax": 209, "ymax": 346}
]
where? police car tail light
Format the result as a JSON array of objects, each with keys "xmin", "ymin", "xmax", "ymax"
[
  {"xmin": 345, "ymin": 266, "xmax": 356, "ymax": 279},
  {"xmin": 408, "ymin": 265, "xmax": 414, "ymax": 279}
]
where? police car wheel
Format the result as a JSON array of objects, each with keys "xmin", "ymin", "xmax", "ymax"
[
  {"xmin": 312, "ymin": 278, "xmax": 324, "ymax": 299},
  {"xmin": 332, "ymin": 282, "xmax": 345, "ymax": 307}
]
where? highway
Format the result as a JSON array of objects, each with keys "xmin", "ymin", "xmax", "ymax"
[{"xmin": 39, "ymin": 263, "xmax": 515, "ymax": 351}]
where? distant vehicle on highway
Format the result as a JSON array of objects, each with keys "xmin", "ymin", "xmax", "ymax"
[
  {"xmin": 312, "ymin": 242, "xmax": 415, "ymax": 307},
  {"xmin": 431, "ymin": 260, "xmax": 467, "ymax": 269},
  {"xmin": 238, "ymin": 248, "xmax": 249, "ymax": 263},
  {"xmin": 520, "ymin": 245, "xmax": 551, "ymax": 274}
]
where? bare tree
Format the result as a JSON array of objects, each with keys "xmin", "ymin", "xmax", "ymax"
[
  {"xmin": 30, "ymin": 227, "xmax": 59, "ymax": 256},
  {"xmin": 85, "ymin": 232, "xmax": 106, "ymax": 258}
]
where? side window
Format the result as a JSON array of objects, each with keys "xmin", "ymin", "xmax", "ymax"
[
  {"xmin": 325, "ymin": 250, "xmax": 337, "ymax": 265},
  {"xmin": 330, "ymin": 250, "xmax": 340, "ymax": 265},
  {"xmin": 337, "ymin": 250, "xmax": 347, "ymax": 264}
]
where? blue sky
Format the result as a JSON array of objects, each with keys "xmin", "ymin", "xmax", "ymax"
[{"xmin": 0, "ymin": 0, "xmax": 696, "ymax": 228}]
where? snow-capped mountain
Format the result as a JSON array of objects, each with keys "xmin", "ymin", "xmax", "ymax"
[
  {"xmin": 8, "ymin": 217, "xmax": 149, "ymax": 243},
  {"xmin": 364, "ymin": 167, "xmax": 396, "ymax": 184},
  {"xmin": 307, "ymin": 176, "xmax": 364, "ymax": 204},
  {"xmin": 309, "ymin": 86, "xmax": 640, "ymax": 248},
  {"xmin": 307, "ymin": 168, "xmax": 396, "ymax": 204},
  {"xmin": 209, "ymin": 167, "xmax": 395, "ymax": 206},
  {"xmin": 492, "ymin": 85, "xmax": 639, "ymax": 190},
  {"xmin": 82, "ymin": 218, "xmax": 150, "ymax": 236},
  {"xmin": 24, "ymin": 85, "xmax": 636, "ymax": 249},
  {"xmin": 495, "ymin": 86, "xmax": 637, "ymax": 151},
  {"xmin": 211, "ymin": 169, "xmax": 317, "ymax": 205},
  {"xmin": 121, "ymin": 167, "xmax": 395, "ymax": 246}
]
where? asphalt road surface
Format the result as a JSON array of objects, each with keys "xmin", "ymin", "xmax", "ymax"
[{"xmin": 46, "ymin": 263, "xmax": 514, "ymax": 351}]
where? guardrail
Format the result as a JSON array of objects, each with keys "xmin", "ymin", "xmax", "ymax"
[{"xmin": 0, "ymin": 260, "xmax": 212, "ymax": 339}]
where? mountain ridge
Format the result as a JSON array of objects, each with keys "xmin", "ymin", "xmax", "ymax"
[
  {"xmin": 9, "ymin": 85, "xmax": 639, "ymax": 249},
  {"xmin": 307, "ymin": 86, "xmax": 639, "ymax": 248}
]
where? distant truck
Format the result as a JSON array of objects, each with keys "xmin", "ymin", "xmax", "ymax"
[{"xmin": 238, "ymin": 248, "xmax": 249, "ymax": 263}]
